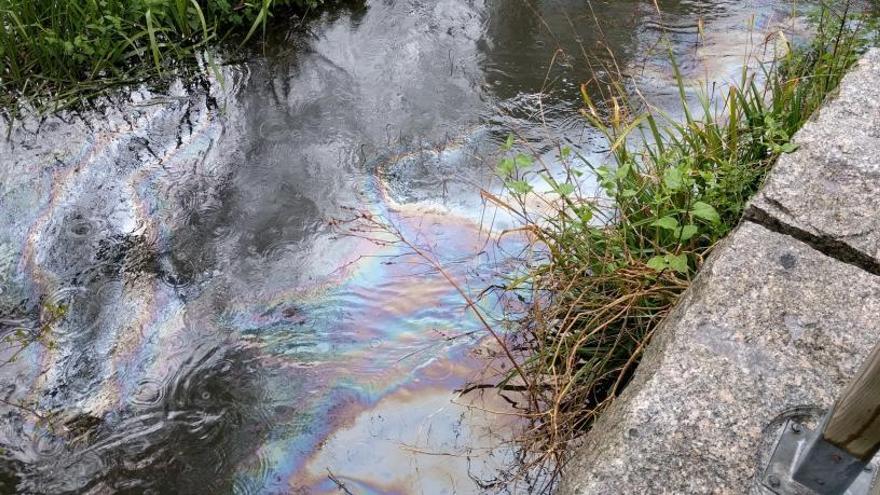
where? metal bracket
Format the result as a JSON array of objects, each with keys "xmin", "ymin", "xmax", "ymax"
[{"xmin": 762, "ymin": 420, "xmax": 876, "ymax": 495}]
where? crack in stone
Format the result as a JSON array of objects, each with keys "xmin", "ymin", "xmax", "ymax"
[{"xmin": 744, "ymin": 204, "xmax": 880, "ymax": 277}]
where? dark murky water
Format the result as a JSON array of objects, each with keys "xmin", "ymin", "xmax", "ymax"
[{"xmin": 0, "ymin": 1, "xmax": 806, "ymax": 493}]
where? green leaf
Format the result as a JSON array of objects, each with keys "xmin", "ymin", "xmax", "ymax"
[
  {"xmin": 678, "ymin": 224, "xmax": 699, "ymax": 241},
  {"xmin": 780, "ymin": 142, "xmax": 798, "ymax": 153},
  {"xmin": 663, "ymin": 167, "xmax": 684, "ymax": 191},
  {"xmin": 647, "ymin": 256, "xmax": 668, "ymax": 271},
  {"xmin": 560, "ymin": 146, "xmax": 572, "ymax": 160},
  {"xmin": 242, "ymin": 0, "xmax": 269, "ymax": 45},
  {"xmin": 554, "ymin": 183, "xmax": 575, "ymax": 196},
  {"xmin": 648, "ymin": 253, "xmax": 689, "ymax": 273},
  {"xmin": 577, "ymin": 206, "xmax": 593, "ymax": 224},
  {"xmin": 145, "ymin": 9, "xmax": 162, "ymax": 71},
  {"xmin": 668, "ymin": 254, "xmax": 689, "ymax": 274},
  {"xmin": 507, "ymin": 180, "xmax": 533, "ymax": 195},
  {"xmin": 190, "ymin": 0, "xmax": 209, "ymax": 39},
  {"xmin": 496, "ymin": 157, "xmax": 515, "ymax": 177},
  {"xmin": 652, "ymin": 216, "xmax": 679, "ymax": 231},
  {"xmin": 503, "ymin": 133, "xmax": 515, "ymax": 151},
  {"xmin": 691, "ymin": 201, "xmax": 720, "ymax": 224},
  {"xmin": 514, "ymin": 153, "xmax": 534, "ymax": 169}
]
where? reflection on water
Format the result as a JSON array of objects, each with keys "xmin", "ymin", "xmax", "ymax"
[{"xmin": 0, "ymin": 0, "xmax": 807, "ymax": 493}]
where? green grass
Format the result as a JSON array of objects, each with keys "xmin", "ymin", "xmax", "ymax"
[
  {"xmin": 488, "ymin": 3, "xmax": 876, "ymax": 477},
  {"xmin": 0, "ymin": 0, "xmax": 327, "ymax": 114}
]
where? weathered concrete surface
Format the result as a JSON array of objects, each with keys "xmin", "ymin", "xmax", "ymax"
[
  {"xmin": 749, "ymin": 49, "xmax": 880, "ymax": 266},
  {"xmin": 559, "ymin": 48, "xmax": 880, "ymax": 494}
]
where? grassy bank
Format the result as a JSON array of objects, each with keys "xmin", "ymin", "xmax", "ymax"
[
  {"xmin": 0, "ymin": 0, "xmax": 328, "ymax": 113},
  {"xmin": 489, "ymin": 3, "xmax": 877, "ymax": 479}
]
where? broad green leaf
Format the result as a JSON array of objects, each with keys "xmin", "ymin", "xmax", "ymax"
[
  {"xmin": 652, "ymin": 216, "xmax": 679, "ymax": 231},
  {"xmin": 678, "ymin": 224, "xmax": 699, "ymax": 241},
  {"xmin": 668, "ymin": 254, "xmax": 689, "ymax": 274},
  {"xmin": 691, "ymin": 201, "xmax": 720, "ymax": 224},
  {"xmin": 577, "ymin": 207, "xmax": 593, "ymax": 224},
  {"xmin": 554, "ymin": 183, "xmax": 575, "ymax": 196},
  {"xmin": 647, "ymin": 256, "xmax": 668, "ymax": 271},
  {"xmin": 663, "ymin": 167, "xmax": 684, "ymax": 191},
  {"xmin": 514, "ymin": 153, "xmax": 534, "ymax": 168},
  {"xmin": 507, "ymin": 180, "xmax": 533, "ymax": 195},
  {"xmin": 496, "ymin": 157, "xmax": 515, "ymax": 177}
]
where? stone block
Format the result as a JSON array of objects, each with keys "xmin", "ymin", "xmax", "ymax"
[
  {"xmin": 750, "ymin": 49, "xmax": 880, "ymax": 264},
  {"xmin": 559, "ymin": 222, "xmax": 880, "ymax": 494}
]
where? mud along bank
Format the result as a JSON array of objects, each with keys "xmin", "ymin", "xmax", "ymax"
[{"xmin": 558, "ymin": 49, "xmax": 880, "ymax": 494}]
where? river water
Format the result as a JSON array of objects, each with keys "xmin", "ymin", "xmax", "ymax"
[{"xmin": 0, "ymin": 1, "xmax": 807, "ymax": 493}]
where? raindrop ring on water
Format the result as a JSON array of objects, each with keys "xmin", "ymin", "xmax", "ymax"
[
  {"xmin": 67, "ymin": 219, "xmax": 95, "ymax": 238},
  {"xmin": 131, "ymin": 378, "xmax": 166, "ymax": 408},
  {"xmin": 65, "ymin": 211, "xmax": 107, "ymax": 240},
  {"xmin": 32, "ymin": 428, "xmax": 65, "ymax": 460}
]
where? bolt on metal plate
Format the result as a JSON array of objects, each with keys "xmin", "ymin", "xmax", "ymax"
[{"xmin": 762, "ymin": 420, "xmax": 876, "ymax": 495}]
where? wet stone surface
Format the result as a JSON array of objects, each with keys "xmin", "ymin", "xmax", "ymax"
[
  {"xmin": 750, "ymin": 49, "xmax": 880, "ymax": 263},
  {"xmin": 558, "ymin": 222, "xmax": 880, "ymax": 494}
]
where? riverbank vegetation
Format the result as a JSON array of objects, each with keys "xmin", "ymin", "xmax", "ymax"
[
  {"xmin": 487, "ymin": 3, "xmax": 877, "ymax": 482},
  {"xmin": 0, "ymin": 0, "xmax": 329, "ymax": 114}
]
